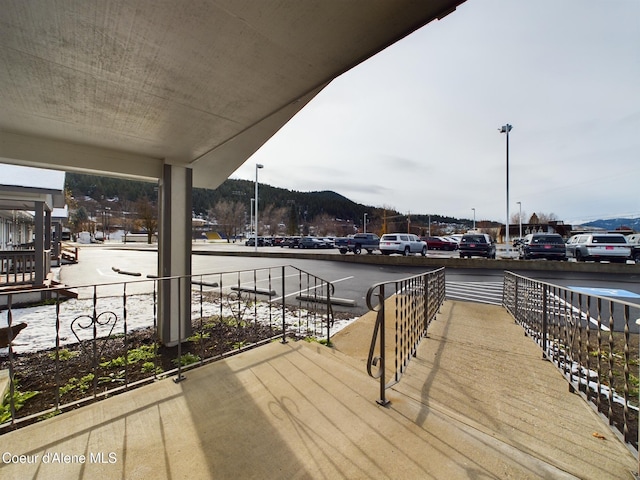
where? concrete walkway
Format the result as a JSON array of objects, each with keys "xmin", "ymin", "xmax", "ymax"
[{"xmin": 0, "ymin": 301, "xmax": 636, "ymax": 479}]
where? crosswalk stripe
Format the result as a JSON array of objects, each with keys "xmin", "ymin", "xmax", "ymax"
[{"xmin": 446, "ymin": 281, "xmax": 504, "ymax": 305}]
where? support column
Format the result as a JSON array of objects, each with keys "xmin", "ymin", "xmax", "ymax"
[
  {"xmin": 34, "ymin": 201, "xmax": 45, "ymax": 286},
  {"xmin": 45, "ymin": 209, "xmax": 52, "ymax": 251},
  {"xmin": 53, "ymin": 222, "xmax": 61, "ymax": 260},
  {"xmin": 157, "ymin": 164, "xmax": 193, "ymax": 346}
]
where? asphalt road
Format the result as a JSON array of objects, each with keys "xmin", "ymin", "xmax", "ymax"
[{"xmin": 60, "ymin": 244, "xmax": 640, "ymax": 318}]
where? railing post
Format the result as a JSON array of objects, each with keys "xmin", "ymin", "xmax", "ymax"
[
  {"xmin": 326, "ymin": 283, "xmax": 331, "ymax": 345},
  {"xmin": 636, "ymin": 317, "xmax": 640, "ymax": 479},
  {"xmin": 281, "ymin": 266, "xmax": 287, "ymax": 344},
  {"xmin": 514, "ymin": 276, "xmax": 519, "ymax": 322},
  {"xmin": 7, "ymin": 294, "xmax": 16, "ymax": 425},
  {"xmin": 174, "ymin": 276, "xmax": 186, "ymax": 383},
  {"xmin": 92, "ymin": 285, "xmax": 98, "ymax": 398},
  {"xmin": 423, "ymin": 272, "xmax": 429, "ymax": 334},
  {"xmin": 377, "ymin": 284, "xmax": 388, "ymax": 406},
  {"xmin": 542, "ymin": 285, "xmax": 548, "ymax": 360},
  {"xmin": 55, "ymin": 292, "xmax": 61, "ymax": 410}
]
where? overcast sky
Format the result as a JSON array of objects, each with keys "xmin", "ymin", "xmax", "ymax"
[{"xmin": 230, "ymin": 0, "xmax": 639, "ymax": 226}]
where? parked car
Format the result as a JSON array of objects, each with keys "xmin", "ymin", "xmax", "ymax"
[
  {"xmin": 298, "ymin": 237, "xmax": 327, "ymax": 249},
  {"xmin": 320, "ymin": 237, "xmax": 336, "ymax": 248},
  {"xmin": 518, "ymin": 233, "xmax": 567, "ymax": 261},
  {"xmin": 448, "ymin": 234, "xmax": 463, "ymax": 244},
  {"xmin": 379, "ymin": 234, "xmax": 427, "ymax": 256},
  {"xmin": 626, "ymin": 234, "xmax": 640, "ymax": 244},
  {"xmin": 423, "ymin": 236, "xmax": 457, "ymax": 251},
  {"xmin": 458, "ymin": 233, "xmax": 496, "ymax": 259},
  {"xmin": 626, "ymin": 234, "xmax": 640, "ymax": 263},
  {"xmin": 271, "ymin": 236, "xmax": 286, "ymax": 246},
  {"xmin": 245, "ymin": 236, "xmax": 269, "ymax": 247},
  {"xmin": 565, "ymin": 233, "xmax": 630, "ymax": 263},
  {"xmin": 281, "ymin": 236, "xmax": 301, "ymax": 248}
]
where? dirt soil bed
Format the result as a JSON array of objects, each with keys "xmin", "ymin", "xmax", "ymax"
[{"xmin": 1, "ymin": 312, "xmax": 352, "ymax": 431}]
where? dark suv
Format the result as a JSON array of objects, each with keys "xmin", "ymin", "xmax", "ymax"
[
  {"xmin": 518, "ymin": 233, "xmax": 567, "ymax": 261},
  {"xmin": 459, "ymin": 233, "xmax": 496, "ymax": 259}
]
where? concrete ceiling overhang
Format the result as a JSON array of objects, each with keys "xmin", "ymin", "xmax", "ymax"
[
  {"xmin": 0, "ymin": 164, "xmax": 66, "ymax": 210},
  {"xmin": 0, "ymin": 0, "xmax": 465, "ymax": 190},
  {"xmin": 0, "ymin": 187, "xmax": 64, "ymax": 211}
]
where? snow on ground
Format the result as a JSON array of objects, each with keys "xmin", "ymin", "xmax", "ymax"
[{"xmin": 1, "ymin": 292, "xmax": 359, "ymax": 355}]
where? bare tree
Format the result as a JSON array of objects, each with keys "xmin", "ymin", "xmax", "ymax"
[
  {"xmin": 261, "ymin": 204, "xmax": 287, "ymax": 236},
  {"xmin": 536, "ymin": 212, "xmax": 559, "ymax": 223},
  {"xmin": 511, "ymin": 210, "xmax": 528, "ymax": 224},
  {"xmin": 135, "ymin": 197, "xmax": 158, "ymax": 244},
  {"xmin": 525, "ymin": 212, "xmax": 559, "ymax": 224},
  {"xmin": 312, "ymin": 213, "xmax": 336, "ymax": 236},
  {"xmin": 210, "ymin": 200, "xmax": 245, "ymax": 242}
]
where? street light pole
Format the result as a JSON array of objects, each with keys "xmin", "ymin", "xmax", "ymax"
[
  {"xmin": 250, "ymin": 198, "xmax": 255, "ymax": 238},
  {"xmin": 500, "ymin": 124, "xmax": 513, "ymax": 255},
  {"xmin": 254, "ymin": 163, "xmax": 264, "ymax": 252},
  {"xmin": 105, "ymin": 206, "xmax": 110, "ymax": 241},
  {"xmin": 363, "ymin": 213, "xmax": 368, "ymax": 234},
  {"xmin": 472, "ymin": 208, "xmax": 476, "ymax": 230},
  {"xmin": 517, "ymin": 201, "xmax": 522, "ymax": 240}
]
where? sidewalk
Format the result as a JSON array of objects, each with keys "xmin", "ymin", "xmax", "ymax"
[{"xmin": 1, "ymin": 301, "xmax": 636, "ymax": 479}]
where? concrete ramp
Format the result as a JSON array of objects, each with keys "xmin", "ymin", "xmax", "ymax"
[{"xmin": 0, "ymin": 302, "xmax": 636, "ymax": 479}]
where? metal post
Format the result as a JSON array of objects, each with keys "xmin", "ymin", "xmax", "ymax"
[
  {"xmin": 254, "ymin": 164, "xmax": 264, "ymax": 252},
  {"xmin": 250, "ymin": 198, "xmax": 254, "ymax": 239},
  {"xmin": 636, "ymin": 318, "xmax": 640, "ymax": 478},
  {"xmin": 174, "ymin": 276, "xmax": 186, "ymax": 383},
  {"xmin": 542, "ymin": 286, "xmax": 548, "ymax": 360},
  {"xmin": 377, "ymin": 284, "xmax": 388, "ymax": 406},
  {"xmin": 326, "ymin": 284, "xmax": 331, "ymax": 345},
  {"xmin": 281, "ymin": 266, "xmax": 287, "ymax": 344},
  {"xmin": 506, "ymin": 128, "xmax": 510, "ymax": 254},
  {"xmin": 7, "ymin": 294, "xmax": 16, "ymax": 424},
  {"xmin": 500, "ymin": 124, "xmax": 513, "ymax": 255},
  {"xmin": 517, "ymin": 201, "xmax": 522, "ymax": 240},
  {"xmin": 423, "ymin": 272, "xmax": 429, "ymax": 334}
]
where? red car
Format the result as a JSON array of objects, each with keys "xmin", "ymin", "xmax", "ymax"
[{"xmin": 423, "ymin": 236, "xmax": 457, "ymax": 251}]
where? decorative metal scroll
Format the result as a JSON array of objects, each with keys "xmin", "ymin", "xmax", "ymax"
[{"xmin": 70, "ymin": 310, "xmax": 119, "ymax": 357}]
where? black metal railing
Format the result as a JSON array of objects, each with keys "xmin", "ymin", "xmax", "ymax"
[
  {"xmin": 365, "ymin": 268, "xmax": 445, "ymax": 405},
  {"xmin": 0, "ymin": 265, "xmax": 334, "ymax": 432},
  {"xmin": 503, "ymin": 271, "xmax": 640, "ymax": 454}
]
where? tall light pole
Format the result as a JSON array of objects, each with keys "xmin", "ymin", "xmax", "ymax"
[
  {"xmin": 104, "ymin": 207, "xmax": 110, "ymax": 240},
  {"xmin": 250, "ymin": 198, "xmax": 255, "ymax": 237},
  {"xmin": 517, "ymin": 201, "xmax": 522, "ymax": 240},
  {"xmin": 472, "ymin": 208, "xmax": 476, "ymax": 230},
  {"xmin": 363, "ymin": 213, "xmax": 368, "ymax": 234},
  {"xmin": 500, "ymin": 124, "xmax": 513, "ymax": 255},
  {"xmin": 254, "ymin": 163, "xmax": 264, "ymax": 252}
]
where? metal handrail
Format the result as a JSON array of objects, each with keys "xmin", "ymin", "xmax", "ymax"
[
  {"xmin": 365, "ymin": 267, "xmax": 445, "ymax": 405},
  {"xmin": 0, "ymin": 264, "xmax": 334, "ymax": 432},
  {"xmin": 503, "ymin": 270, "xmax": 640, "ymax": 456}
]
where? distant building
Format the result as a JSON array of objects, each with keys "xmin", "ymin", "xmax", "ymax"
[
  {"xmin": 497, "ymin": 221, "xmax": 572, "ymax": 243},
  {"xmin": 0, "ymin": 164, "xmax": 67, "ymax": 289}
]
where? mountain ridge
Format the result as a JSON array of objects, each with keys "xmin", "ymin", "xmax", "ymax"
[{"xmin": 579, "ymin": 217, "xmax": 640, "ymax": 231}]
